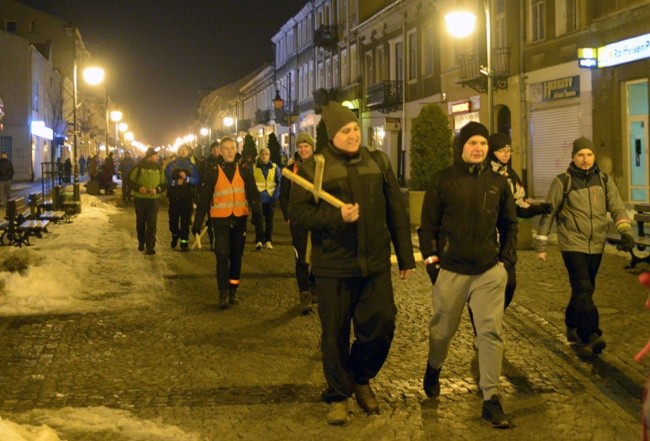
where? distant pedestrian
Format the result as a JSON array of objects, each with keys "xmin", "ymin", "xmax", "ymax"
[
  {"xmin": 0, "ymin": 152, "xmax": 14, "ymax": 207},
  {"xmin": 79, "ymin": 155, "xmax": 86, "ymax": 176},
  {"xmin": 63, "ymin": 158, "xmax": 72, "ymax": 185},
  {"xmin": 119, "ymin": 152, "xmax": 136, "ymax": 203},
  {"xmin": 165, "ymin": 145, "xmax": 199, "ymax": 251},
  {"xmin": 536, "ymin": 136, "xmax": 634, "ymax": 355},
  {"xmin": 129, "ymin": 147, "xmax": 166, "ymax": 255},
  {"xmin": 198, "ymin": 141, "xmax": 222, "ymax": 250},
  {"xmin": 418, "ymin": 121, "xmax": 517, "ymax": 429},
  {"xmin": 192, "ymin": 137, "xmax": 262, "ymax": 309},
  {"xmin": 88, "ymin": 154, "xmax": 100, "ymax": 181},
  {"xmin": 253, "ymin": 146, "xmax": 281, "ymax": 250},
  {"xmin": 289, "ymin": 101, "xmax": 415, "ymax": 425},
  {"xmin": 56, "ymin": 157, "xmax": 64, "ymax": 185},
  {"xmin": 280, "ymin": 132, "xmax": 316, "ymax": 315},
  {"xmin": 100, "ymin": 152, "xmax": 117, "ymax": 194}
]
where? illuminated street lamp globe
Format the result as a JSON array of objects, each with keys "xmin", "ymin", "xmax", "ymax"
[
  {"xmin": 223, "ymin": 116, "xmax": 234, "ymax": 127},
  {"xmin": 445, "ymin": 10, "xmax": 477, "ymax": 38},
  {"xmin": 83, "ymin": 66, "xmax": 105, "ymax": 86},
  {"xmin": 110, "ymin": 110, "xmax": 123, "ymax": 123},
  {"xmin": 200, "ymin": 127, "xmax": 209, "ymax": 137},
  {"xmin": 118, "ymin": 122, "xmax": 128, "ymax": 133},
  {"xmin": 125, "ymin": 131, "xmax": 134, "ymax": 142}
]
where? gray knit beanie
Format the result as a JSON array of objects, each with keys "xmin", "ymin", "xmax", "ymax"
[
  {"xmin": 571, "ymin": 136, "xmax": 594, "ymax": 157},
  {"xmin": 320, "ymin": 101, "xmax": 358, "ymax": 139},
  {"xmin": 295, "ymin": 132, "xmax": 314, "ymax": 148}
]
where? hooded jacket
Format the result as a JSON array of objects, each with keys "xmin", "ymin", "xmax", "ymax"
[
  {"xmin": 536, "ymin": 162, "xmax": 631, "ymax": 254},
  {"xmin": 289, "ymin": 143, "xmax": 415, "ymax": 277}
]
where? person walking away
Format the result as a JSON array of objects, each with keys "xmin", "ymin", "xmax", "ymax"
[
  {"xmin": 280, "ymin": 132, "xmax": 316, "ymax": 315},
  {"xmin": 487, "ymin": 133, "xmax": 552, "ymax": 309},
  {"xmin": 129, "ymin": 147, "xmax": 166, "ymax": 255},
  {"xmin": 0, "ymin": 152, "xmax": 14, "ymax": 207},
  {"xmin": 289, "ymin": 101, "xmax": 415, "ymax": 425},
  {"xmin": 192, "ymin": 137, "xmax": 262, "ymax": 310},
  {"xmin": 119, "ymin": 152, "xmax": 136, "ymax": 203},
  {"xmin": 63, "ymin": 158, "xmax": 72, "ymax": 185},
  {"xmin": 253, "ymin": 147, "xmax": 281, "ymax": 250},
  {"xmin": 79, "ymin": 155, "xmax": 86, "ymax": 177},
  {"xmin": 88, "ymin": 154, "xmax": 100, "ymax": 182},
  {"xmin": 418, "ymin": 121, "xmax": 518, "ymax": 429},
  {"xmin": 165, "ymin": 145, "xmax": 199, "ymax": 251},
  {"xmin": 198, "ymin": 141, "xmax": 222, "ymax": 250},
  {"xmin": 536, "ymin": 136, "xmax": 634, "ymax": 355}
]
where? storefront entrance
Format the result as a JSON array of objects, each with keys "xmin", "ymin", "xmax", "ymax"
[{"xmin": 626, "ymin": 80, "xmax": 649, "ymax": 202}]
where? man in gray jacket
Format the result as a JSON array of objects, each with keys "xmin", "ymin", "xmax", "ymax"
[{"xmin": 536, "ymin": 136, "xmax": 634, "ymax": 355}]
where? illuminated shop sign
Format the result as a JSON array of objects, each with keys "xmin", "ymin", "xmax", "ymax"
[
  {"xmin": 448, "ymin": 100, "xmax": 471, "ymax": 115},
  {"xmin": 31, "ymin": 120, "xmax": 53, "ymax": 140},
  {"xmin": 597, "ymin": 32, "xmax": 650, "ymax": 67},
  {"xmin": 577, "ymin": 48, "xmax": 598, "ymax": 69}
]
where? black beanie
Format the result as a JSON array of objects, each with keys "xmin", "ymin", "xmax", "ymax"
[
  {"xmin": 320, "ymin": 101, "xmax": 358, "ymax": 139},
  {"xmin": 571, "ymin": 136, "xmax": 594, "ymax": 157},
  {"xmin": 458, "ymin": 121, "xmax": 489, "ymax": 150},
  {"xmin": 488, "ymin": 133, "xmax": 511, "ymax": 164}
]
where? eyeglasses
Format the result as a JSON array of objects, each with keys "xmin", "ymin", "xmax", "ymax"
[{"xmin": 495, "ymin": 147, "xmax": 512, "ymax": 154}]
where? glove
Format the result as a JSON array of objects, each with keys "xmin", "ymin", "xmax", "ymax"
[
  {"xmin": 251, "ymin": 213, "xmax": 261, "ymax": 226},
  {"xmin": 426, "ymin": 263, "xmax": 441, "ymax": 285},
  {"xmin": 527, "ymin": 202, "xmax": 553, "ymax": 216},
  {"xmin": 618, "ymin": 233, "xmax": 635, "ymax": 252}
]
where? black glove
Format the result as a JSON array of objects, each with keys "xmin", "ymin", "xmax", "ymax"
[
  {"xmin": 426, "ymin": 263, "xmax": 441, "ymax": 285},
  {"xmin": 618, "ymin": 233, "xmax": 635, "ymax": 252},
  {"xmin": 527, "ymin": 202, "xmax": 553, "ymax": 216}
]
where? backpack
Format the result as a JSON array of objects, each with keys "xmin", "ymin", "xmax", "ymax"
[{"xmin": 557, "ymin": 170, "xmax": 608, "ymax": 211}]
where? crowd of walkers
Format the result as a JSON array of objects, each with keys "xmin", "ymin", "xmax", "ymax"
[{"xmin": 101, "ymin": 101, "xmax": 636, "ymax": 430}]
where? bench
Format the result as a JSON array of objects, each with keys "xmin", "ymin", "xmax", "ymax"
[
  {"xmin": 29, "ymin": 192, "xmax": 66, "ymax": 223},
  {"xmin": 607, "ymin": 203, "xmax": 650, "ymax": 268},
  {"xmin": 0, "ymin": 197, "xmax": 49, "ymax": 247}
]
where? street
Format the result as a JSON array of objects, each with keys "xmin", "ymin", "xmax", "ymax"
[{"xmin": 0, "ymin": 190, "xmax": 647, "ymax": 440}]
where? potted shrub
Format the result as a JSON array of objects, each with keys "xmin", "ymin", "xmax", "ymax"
[{"xmin": 408, "ymin": 103, "xmax": 452, "ymax": 226}]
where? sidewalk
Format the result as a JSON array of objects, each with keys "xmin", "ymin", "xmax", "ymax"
[{"xmin": 0, "ymin": 193, "xmax": 646, "ymax": 440}]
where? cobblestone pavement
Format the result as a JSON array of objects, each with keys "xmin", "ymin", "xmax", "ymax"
[{"xmin": 0, "ymin": 194, "xmax": 647, "ymax": 440}]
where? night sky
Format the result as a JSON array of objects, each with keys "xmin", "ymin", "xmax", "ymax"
[{"xmin": 19, "ymin": 0, "xmax": 308, "ymax": 146}]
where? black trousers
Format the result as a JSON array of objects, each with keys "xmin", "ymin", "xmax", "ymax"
[
  {"xmin": 561, "ymin": 251, "xmax": 603, "ymax": 342},
  {"xmin": 168, "ymin": 197, "xmax": 194, "ymax": 241},
  {"xmin": 504, "ymin": 263, "xmax": 517, "ymax": 309},
  {"xmin": 317, "ymin": 270, "xmax": 397, "ymax": 402},
  {"xmin": 290, "ymin": 223, "xmax": 312, "ymax": 292},
  {"xmin": 255, "ymin": 202, "xmax": 275, "ymax": 243},
  {"xmin": 213, "ymin": 216, "xmax": 248, "ymax": 293},
  {"xmin": 134, "ymin": 197, "xmax": 159, "ymax": 250}
]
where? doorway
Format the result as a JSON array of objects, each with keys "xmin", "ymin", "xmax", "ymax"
[{"xmin": 626, "ymin": 80, "xmax": 649, "ymax": 202}]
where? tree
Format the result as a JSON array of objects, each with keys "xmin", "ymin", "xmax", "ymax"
[
  {"xmin": 315, "ymin": 119, "xmax": 329, "ymax": 154},
  {"xmin": 242, "ymin": 133, "xmax": 257, "ymax": 161},
  {"xmin": 409, "ymin": 103, "xmax": 452, "ymax": 190},
  {"xmin": 267, "ymin": 133, "xmax": 282, "ymax": 165}
]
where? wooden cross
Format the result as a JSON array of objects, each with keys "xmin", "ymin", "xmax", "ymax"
[
  {"xmin": 280, "ymin": 155, "xmax": 344, "ymax": 208},
  {"xmin": 191, "ymin": 225, "xmax": 208, "ymax": 250}
]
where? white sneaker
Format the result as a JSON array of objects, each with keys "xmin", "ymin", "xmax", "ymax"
[
  {"xmin": 255, "ymin": 241, "xmax": 263, "ymax": 250},
  {"xmin": 266, "ymin": 241, "xmax": 273, "ymax": 249}
]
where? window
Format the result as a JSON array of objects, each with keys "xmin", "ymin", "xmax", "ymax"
[
  {"xmin": 350, "ymin": 44, "xmax": 358, "ymax": 83},
  {"xmin": 494, "ymin": 0, "xmax": 506, "ymax": 47},
  {"xmin": 375, "ymin": 46, "xmax": 384, "ymax": 83},
  {"xmin": 407, "ymin": 30, "xmax": 417, "ymax": 82},
  {"xmin": 555, "ymin": 0, "xmax": 577, "ymax": 36},
  {"xmin": 529, "ymin": 0, "xmax": 545, "ymax": 42},
  {"xmin": 32, "ymin": 81, "xmax": 39, "ymax": 112},
  {"xmin": 333, "ymin": 54, "xmax": 339, "ymax": 88},
  {"xmin": 339, "ymin": 0, "xmax": 347, "ymax": 36},
  {"xmin": 341, "ymin": 49, "xmax": 349, "ymax": 86},
  {"xmin": 5, "ymin": 20, "xmax": 16, "ymax": 33},
  {"xmin": 395, "ymin": 40, "xmax": 403, "ymax": 83},
  {"xmin": 326, "ymin": 58, "xmax": 332, "ymax": 89},
  {"xmin": 365, "ymin": 52, "xmax": 374, "ymax": 86},
  {"xmin": 422, "ymin": 23, "xmax": 434, "ymax": 76},
  {"xmin": 317, "ymin": 61, "xmax": 324, "ymax": 89}
]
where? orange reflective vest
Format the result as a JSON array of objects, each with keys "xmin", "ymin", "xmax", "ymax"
[{"xmin": 210, "ymin": 164, "xmax": 249, "ymax": 218}]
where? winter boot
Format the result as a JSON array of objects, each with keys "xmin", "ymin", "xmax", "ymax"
[
  {"xmin": 218, "ymin": 291, "xmax": 230, "ymax": 310},
  {"xmin": 299, "ymin": 291, "xmax": 313, "ymax": 315},
  {"xmin": 228, "ymin": 286, "xmax": 239, "ymax": 306},
  {"xmin": 171, "ymin": 235, "xmax": 179, "ymax": 249},
  {"xmin": 180, "ymin": 240, "xmax": 189, "ymax": 252}
]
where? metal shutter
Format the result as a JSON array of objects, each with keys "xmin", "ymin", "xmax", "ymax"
[{"xmin": 530, "ymin": 105, "xmax": 581, "ymax": 199}]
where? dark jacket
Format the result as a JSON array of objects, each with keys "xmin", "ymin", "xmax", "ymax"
[
  {"xmin": 0, "ymin": 158, "xmax": 14, "ymax": 181},
  {"xmin": 192, "ymin": 157, "xmax": 262, "ymax": 230},
  {"xmin": 280, "ymin": 156, "xmax": 300, "ymax": 221},
  {"xmin": 165, "ymin": 156, "xmax": 199, "ymax": 201},
  {"xmin": 418, "ymin": 161, "xmax": 518, "ymax": 275},
  {"xmin": 289, "ymin": 144, "xmax": 415, "ymax": 278}
]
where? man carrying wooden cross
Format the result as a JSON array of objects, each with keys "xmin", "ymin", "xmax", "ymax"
[{"xmin": 288, "ymin": 101, "xmax": 415, "ymax": 426}]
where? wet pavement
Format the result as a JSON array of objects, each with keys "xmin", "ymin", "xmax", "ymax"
[{"xmin": 0, "ymin": 189, "xmax": 647, "ymax": 440}]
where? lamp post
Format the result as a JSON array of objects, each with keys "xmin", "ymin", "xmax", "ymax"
[
  {"xmin": 110, "ymin": 110, "xmax": 123, "ymax": 156},
  {"xmin": 273, "ymin": 72, "xmax": 293, "ymax": 155},
  {"xmin": 445, "ymin": 1, "xmax": 493, "ymax": 132}
]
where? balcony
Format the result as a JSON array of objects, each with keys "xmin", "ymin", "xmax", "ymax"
[
  {"xmin": 456, "ymin": 47, "xmax": 510, "ymax": 93},
  {"xmin": 314, "ymin": 25, "xmax": 338, "ymax": 50},
  {"xmin": 238, "ymin": 119, "xmax": 252, "ymax": 132},
  {"xmin": 312, "ymin": 88, "xmax": 339, "ymax": 112},
  {"xmin": 366, "ymin": 81, "xmax": 402, "ymax": 113},
  {"xmin": 255, "ymin": 109, "xmax": 271, "ymax": 125}
]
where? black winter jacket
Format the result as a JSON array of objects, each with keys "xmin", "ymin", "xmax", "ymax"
[
  {"xmin": 0, "ymin": 158, "xmax": 14, "ymax": 181},
  {"xmin": 418, "ymin": 161, "xmax": 518, "ymax": 275},
  {"xmin": 289, "ymin": 144, "xmax": 415, "ymax": 278}
]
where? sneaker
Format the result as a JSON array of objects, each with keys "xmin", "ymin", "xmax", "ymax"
[
  {"xmin": 138, "ymin": 243, "xmax": 145, "ymax": 252},
  {"xmin": 180, "ymin": 241, "xmax": 189, "ymax": 252},
  {"xmin": 423, "ymin": 363, "xmax": 441, "ymax": 398},
  {"xmin": 482, "ymin": 395, "xmax": 510, "ymax": 429},
  {"xmin": 228, "ymin": 290, "xmax": 239, "ymax": 306},
  {"xmin": 265, "ymin": 241, "xmax": 273, "ymax": 249},
  {"xmin": 354, "ymin": 383, "xmax": 380, "ymax": 414},
  {"xmin": 219, "ymin": 292, "xmax": 230, "ymax": 310},
  {"xmin": 587, "ymin": 333, "xmax": 607, "ymax": 355},
  {"xmin": 171, "ymin": 236, "xmax": 179, "ymax": 249},
  {"xmin": 255, "ymin": 241, "xmax": 263, "ymax": 251},
  {"xmin": 145, "ymin": 248, "xmax": 156, "ymax": 255},
  {"xmin": 326, "ymin": 399, "xmax": 350, "ymax": 426}
]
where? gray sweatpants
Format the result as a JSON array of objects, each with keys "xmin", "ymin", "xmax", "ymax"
[{"xmin": 427, "ymin": 263, "xmax": 507, "ymax": 400}]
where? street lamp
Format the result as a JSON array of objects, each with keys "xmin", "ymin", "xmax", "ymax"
[
  {"xmin": 273, "ymin": 72, "xmax": 293, "ymax": 155},
  {"xmin": 110, "ymin": 110, "xmax": 123, "ymax": 156},
  {"xmin": 223, "ymin": 115, "xmax": 237, "ymax": 135},
  {"xmin": 445, "ymin": 1, "xmax": 493, "ymax": 132}
]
